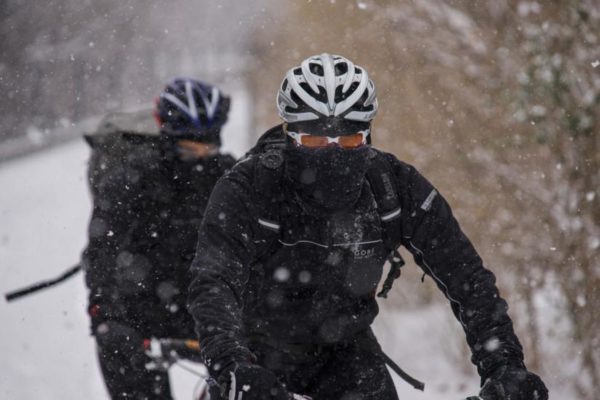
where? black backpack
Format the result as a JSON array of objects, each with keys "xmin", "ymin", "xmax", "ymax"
[
  {"xmin": 247, "ymin": 125, "xmax": 406, "ymax": 298},
  {"xmin": 83, "ymin": 109, "xmax": 163, "ymax": 196}
]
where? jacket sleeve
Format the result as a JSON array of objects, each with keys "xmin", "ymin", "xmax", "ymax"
[
  {"xmin": 391, "ymin": 157, "xmax": 525, "ymax": 379},
  {"xmin": 187, "ymin": 163, "xmax": 257, "ymax": 379}
]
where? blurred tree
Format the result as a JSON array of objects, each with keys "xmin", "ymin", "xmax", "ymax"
[
  {"xmin": 504, "ymin": 1, "xmax": 599, "ymax": 394},
  {"xmin": 249, "ymin": 0, "xmax": 599, "ymax": 396},
  {"xmin": 1, "ymin": 0, "xmax": 265, "ymax": 145}
]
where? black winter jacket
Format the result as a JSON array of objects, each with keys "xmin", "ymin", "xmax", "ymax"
[
  {"xmin": 82, "ymin": 139, "xmax": 235, "ymax": 337},
  {"xmin": 188, "ymin": 127, "xmax": 524, "ymax": 381}
]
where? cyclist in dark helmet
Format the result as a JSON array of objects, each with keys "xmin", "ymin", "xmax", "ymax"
[
  {"xmin": 188, "ymin": 54, "xmax": 548, "ymax": 400},
  {"xmin": 82, "ymin": 78, "xmax": 235, "ymax": 399}
]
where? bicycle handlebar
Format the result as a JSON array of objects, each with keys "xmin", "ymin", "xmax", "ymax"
[
  {"xmin": 143, "ymin": 338, "xmax": 200, "ymax": 355},
  {"xmin": 5, "ymin": 264, "xmax": 81, "ymax": 302},
  {"xmin": 143, "ymin": 337, "xmax": 203, "ymax": 373}
]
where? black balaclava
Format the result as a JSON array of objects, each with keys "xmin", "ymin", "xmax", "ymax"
[{"xmin": 284, "ymin": 118, "xmax": 371, "ymax": 212}]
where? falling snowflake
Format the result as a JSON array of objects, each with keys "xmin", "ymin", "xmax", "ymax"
[
  {"xmin": 274, "ymin": 267, "xmax": 290, "ymax": 282},
  {"xmin": 484, "ymin": 337, "xmax": 500, "ymax": 352}
]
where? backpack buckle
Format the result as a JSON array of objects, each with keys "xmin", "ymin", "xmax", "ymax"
[{"xmin": 260, "ymin": 148, "xmax": 284, "ymax": 170}]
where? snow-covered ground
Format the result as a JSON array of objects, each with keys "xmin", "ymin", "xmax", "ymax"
[
  {"xmin": 1, "ymin": 115, "xmax": 562, "ymax": 398},
  {"xmin": 0, "ymin": 140, "xmax": 105, "ymax": 399}
]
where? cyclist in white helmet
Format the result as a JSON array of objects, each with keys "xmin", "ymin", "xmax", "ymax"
[{"xmin": 188, "ymin": 54, "xmax": 548, "ymax": 400}]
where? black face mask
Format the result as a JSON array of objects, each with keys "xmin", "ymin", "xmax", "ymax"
[{"xmin": 284, "ymin": 143, "xmax": 370, "ymax": 212}]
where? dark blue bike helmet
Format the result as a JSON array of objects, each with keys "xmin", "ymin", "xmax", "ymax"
[{"xmin": 154, "ymin": 78, "xmax": 230, "ymax": 145}]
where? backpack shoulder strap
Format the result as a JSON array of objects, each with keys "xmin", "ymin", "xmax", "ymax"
[
  {"xmin": 366, "ymin": 149, "xmax": 403, "ymax": 239},
  {"xmin": 365, "ymin": 149, "xmax": 406, "ymax": 298},
  {"xmin": 250, "ymin": 126, "xmax": 287, "ymax": 260}
]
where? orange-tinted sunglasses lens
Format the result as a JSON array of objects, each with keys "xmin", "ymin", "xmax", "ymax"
[
  {"xmin": 338, "ymin": 133, "xmax": 365, "ymax": 148},
  {"xmin": 300, "ymin": 135, "xmax": 330, "ymax": 148}
]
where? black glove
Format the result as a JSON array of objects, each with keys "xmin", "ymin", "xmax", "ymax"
[
  {"xmin": 94, "ymin": 320, "xmax": 146, "ymax": 368},
  {"xmin": 225, "ymin": 363, "xmax": 290, "ymax": 400},
  {"xmin": 480, "ymin": 365, "xmax": 548, "ymax": 400}
]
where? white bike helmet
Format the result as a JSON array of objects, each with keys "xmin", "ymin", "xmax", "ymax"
[{"xmin": 277, "ymin": 53, "xmax": 378, "ymax": 123}]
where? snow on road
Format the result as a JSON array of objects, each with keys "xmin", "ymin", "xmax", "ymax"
[{"xmin": 0, "ymin": 140, "xmax": 104, "ymax": 399}]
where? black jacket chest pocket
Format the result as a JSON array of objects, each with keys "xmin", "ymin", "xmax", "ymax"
[{"xmin": 328, "ymin": 207, "xmax": 382, "ymax": 245}]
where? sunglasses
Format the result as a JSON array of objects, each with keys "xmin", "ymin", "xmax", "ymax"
[{"xmin": 286, "ymin": 129, "xmax": 370, "ymax": 149}]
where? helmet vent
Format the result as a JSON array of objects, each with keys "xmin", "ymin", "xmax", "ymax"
[
  {"xmin": 334, "ymin": 63, "xmax": 348, "ymax": 75},
  {"xmin": 298, "ymin": 82, "xmax": 326, "ymax": 101},
  {"xmin": 309, "ymin": 63, "xmax": 324, "ymax": 76}
]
